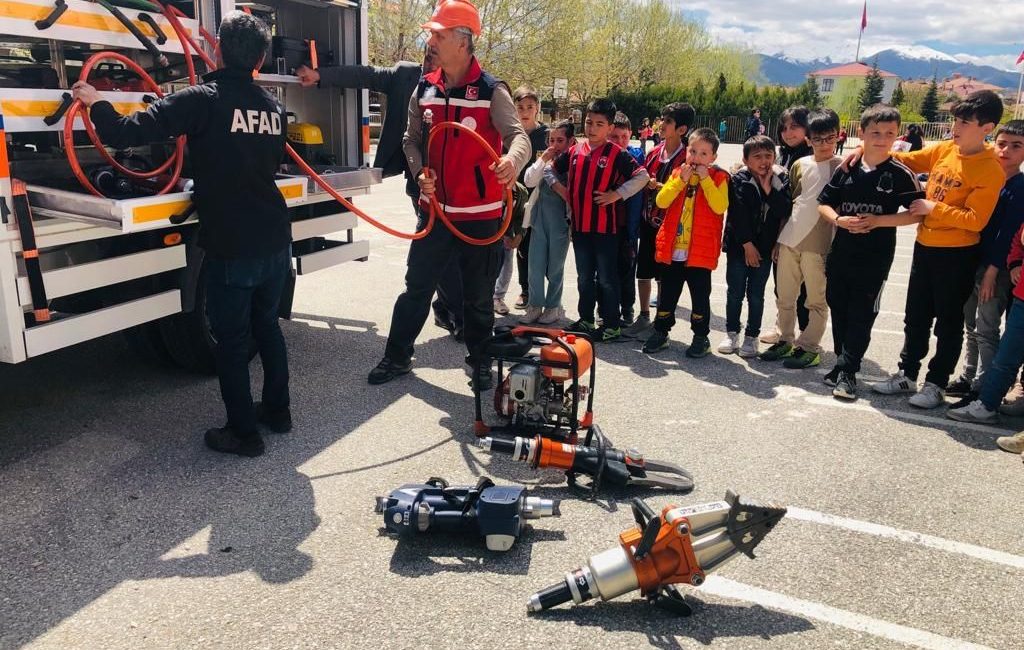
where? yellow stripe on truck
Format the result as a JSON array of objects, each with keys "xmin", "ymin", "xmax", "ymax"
[
  {"xmin": 0, "ymin": 100, "xmax": 149, "ymax": 118},
  {"xmin": 132, "ymin": 199, "xmax": 192, "ymax": 225},
  {"xmin": 278, "ymin": 183, "xmax": 304, "ymax": 200},
  {"xmin": 0, "ymin": 1, "xmax": 187, "ymax": 41}
]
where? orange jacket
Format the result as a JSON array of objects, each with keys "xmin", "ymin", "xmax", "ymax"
[{"xmin": 653, "ymin": 166, "xmax": 730, "ymax": 270}]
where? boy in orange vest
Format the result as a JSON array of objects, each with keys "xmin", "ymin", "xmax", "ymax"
[{"xmin": 643, "ymin": 128, "xmax": 729, "ymax": 357}]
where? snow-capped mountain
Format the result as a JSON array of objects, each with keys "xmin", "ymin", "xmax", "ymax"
[{"xmin": 757, "ymin": 47, "xmax": 1019, "ymax": 89}]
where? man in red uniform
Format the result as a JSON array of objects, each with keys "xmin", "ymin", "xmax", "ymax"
[{"xmin": 368, "ymin": 0, "xmax": 530, "ymax": 389}]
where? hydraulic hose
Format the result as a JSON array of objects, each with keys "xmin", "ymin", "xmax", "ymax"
[{"xmin": 67, "ymin": 2, "xmax": 511, "ymax": 245}]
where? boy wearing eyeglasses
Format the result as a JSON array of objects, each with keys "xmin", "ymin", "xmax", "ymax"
[{"xmin": 763, "ymin": 109, "xmax": 842, "ymax": 369}]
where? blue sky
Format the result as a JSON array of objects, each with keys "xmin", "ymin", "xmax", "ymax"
[{"xmin": 666, "ymin": 0, "xmax": 1024, "ymax": 70}]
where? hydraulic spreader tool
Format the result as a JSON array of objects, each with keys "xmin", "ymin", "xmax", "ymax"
[
  {"xmin": 527, "ymin": 491, "xmax": 787, "ymax": 614},
  {"xmin": 374, "ymin": 477, "xmax": 560, "ymax": 552}
]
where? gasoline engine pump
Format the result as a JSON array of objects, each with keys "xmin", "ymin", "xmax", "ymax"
[
  {"xmin": 375, "ymin": 477, "xmax": 560, "ymax": 552},
  {"xmin": 527, "ymin": 491, "xmax": 787, "ymax": 615},
  {"xmin": 474, "ymin": 326, "xmax": 695, "ymax": 496}
]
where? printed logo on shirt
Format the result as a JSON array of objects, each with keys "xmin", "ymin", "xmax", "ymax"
[
  {"xmin": 597, "ymin": 156, "xmax": 608, "ymax": 168},
  {"xmin": 840, "ymin": 201, "xmax": 885, "ymax": 215},
  {"xmin": 230, "ymin": 109, "xmax": 282, "ymax": 135},
  {"xmin": 876, "ymin": 172, "xmax": 894, "ymax": 194},
  {"xmin": 461, "ymin": 116, "xmax": 478, "ymax": 131},
  {"xmin": 465, "ymin": 85, "xmax": 479, "ymax": 100}
]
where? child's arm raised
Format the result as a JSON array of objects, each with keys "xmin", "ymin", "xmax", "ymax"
[
  {"xmin": 697, "ymin": 166, "xmax": 729, "ymax": 215},
  {"xmin": 656, "ymin": 166, "xmax": 688, "ymax": 208}
]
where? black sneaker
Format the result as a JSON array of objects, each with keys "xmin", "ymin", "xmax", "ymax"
[
  {"xmin": 833, "ymin": 372, "xmax": 858, "ymax": 401},
  {"xmin": 685, "ymin": 335, "xmax": 711, "ymax": 358},
  {"xmin": 204, "ymin": 427, "xmax": 264, "ymax": 457},
  {"xmin": 593, "ymin": 326, "xmax": 622, "ymax": 343},
  {"xmin": 255, "ymin": 402, "xmax": 292, "ymax": 434},
  {"xmin": 434, "ymin": 312, "xmax": 455, "ymax": 334},
  {"xmin": 948, "ymin": 390, "xmax": 979, "ymax": 410},
  {"xmin": 368, "ymin": 357, "xmax": 412, "ymax": 385},
  {"xmin": 621, "ymin": 312, "xmax": 635, "ymax": 327},
  {"xmin": 642, "ymin": 330, "xmax": 669, "ymax": 353},
  {"xmin": 567, "ymin": 319, "xmax": 596, "ymax": 333},
  {"xmin": 823, "ymin": 367, "xmax": 840, "ymax": 387},
  {"xmin": 945, "ymin": 376, "xmax": 973, "ymax": 397}
]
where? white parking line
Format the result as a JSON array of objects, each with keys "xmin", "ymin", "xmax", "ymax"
[
  {"xmin": 786, "ymin": 507, "xmax": 1024, "ymax": 570},
  {"xmin": 701, "ymin": 576, "xmax": 996, "ymax": 650}
]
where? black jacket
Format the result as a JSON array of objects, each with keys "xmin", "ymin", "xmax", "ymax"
[
  {"xmin": 724, "ymin": 168, "xmax": 792, "ymax": 258},
  {"xmin": 317, "ymin": 62, "xmax": 422, "ymax": 179},
  {"xmin": 90, "ymin": 68, "xmax": 288, "ymax": 259}
]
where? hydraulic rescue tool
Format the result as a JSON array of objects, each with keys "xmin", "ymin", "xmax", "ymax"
[
  {"xmin": 374, "ymin": 477, "xmax": 560, "ymax": 551},
  {"xmin": 474, "ymin": 326, "xmax": 694, "ymax": 495},
  {"xmin": 527, "ymin": 491, "xmax": 786, "ymax": 615},
  {"xmin": 478, "ymin": 427, "xmax": 694, "ymax": 495},
  {"xmin": 474, "ymin": 326, "xmax": 595, "ymax": 443}
]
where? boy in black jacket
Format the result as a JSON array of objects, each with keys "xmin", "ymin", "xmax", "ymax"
[{"xmin": 721, "ymin": 136, "xmax": 791, "ymax": 358}]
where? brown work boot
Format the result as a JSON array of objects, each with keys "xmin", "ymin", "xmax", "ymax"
[
  {"xmin": 995, "ymin": 432, "xmax": 1024, "ymax": 454},
  {"xmin": 999, "ymin": 383, "xmax": 1024, "ymax": 416}
]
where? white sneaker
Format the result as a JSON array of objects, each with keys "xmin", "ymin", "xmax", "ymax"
[
  {"xmin": 493, "ymin": 298, "xmax": 510, "ymax": 315},
  {"xmin": 520, "ymin": 305, "xmax": 543, "ymax": 324},
  {"xmin": 738, "ymin": 336, "xmax": 759, "ymax": 358},
  {"xmin": 871, "ymin": 371, "xmax": 917, "ymax": 395},
  {"xmin": 717, "ymin": 332, "xmax": 740, "ymax": 354},
  {"xmin": 759, "ymin": 330, "xmax": 780, "ymax": 344},
  {"xmin": 537, "ymin": 306, "xmax": 563, "ymax": 324},
  {"xmin": 908, "ymin": 381, "xmax": 945, "ymax": 409},
  {"xmin": 999, "ymin": 383, "xmax": 1024, "ymax": 416},
  {"xmin": 947, "ymin": 399, "xmax": 998, "ymax": 423}
]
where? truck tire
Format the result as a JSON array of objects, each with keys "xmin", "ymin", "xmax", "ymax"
[
  {"xmin": 158, "ymin": 262, "xmax": 257, "ymax": 375},
  {"xmin": 123, "ymin": 321, "xmax": 174, "ymax": 367}
]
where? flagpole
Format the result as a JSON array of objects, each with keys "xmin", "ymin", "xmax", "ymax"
[
  {"xmin": 855, "ymin": 0, "xmax": 866, "ymax": 63},
  {"xmin": 1016, "ymin": 64, "xmax": 1023, "ymax": 119},
  {"xmin": 855, "ymin": 28, "xmax": 863, "ymax": 63}
]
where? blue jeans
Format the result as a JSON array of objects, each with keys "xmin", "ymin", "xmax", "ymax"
[
  {"xmin": 726, "ymin": 253, "xmax": 772, "ymax": 337},
  {"xmin": 527, "ymin": 200, "xmax": 570, "ymax": 309},
  {"xmin": 573, "ymin": 232, "xmax": 621, "ymax": 328},
  {"xmin": 979, "ymin": 298, "xmax": 1024, "ymax": 410},
  {"xmin": 205, "ymin": 246, "xmax": 291, "ymax": 435}
]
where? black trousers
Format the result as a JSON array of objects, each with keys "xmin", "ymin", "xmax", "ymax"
[
  {"xmin": 826, "ymin": 261, "xmax": 888, "ymax": 374},
  {"xmin": 516, "ymin": 229, "xmax": 530, "ymax": 300},
  {"xmin": 898, "ymin": 242, "xmax": 979, "ymax": 387},
  {"xmin": 385, "ymin": 216, "xmax": 503, "ymax": 366},
  {"xmin": 408, "ymin": 198, "xmax": 464, "ymax": 328},
  {"xmin": 653, "ymin": 261, "xmax": 712, "ymax": 337}
]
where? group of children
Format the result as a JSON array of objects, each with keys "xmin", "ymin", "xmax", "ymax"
[{"xmin": 493, "ymin": 87, "xmax": 1024, "ymax": 459}]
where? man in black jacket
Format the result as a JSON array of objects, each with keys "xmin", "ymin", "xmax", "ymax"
[
  {"xmin": 73, "ymin": 11, "xmax": 291, "ymax": 458},
  {"xmin": 295, "ymin": 55, "xmax": 464, "ymax": 339}
]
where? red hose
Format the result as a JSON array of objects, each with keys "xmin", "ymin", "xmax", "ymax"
[{"xmin": 67, "ymin": 4, "xmax": 511, "ymax": 245}]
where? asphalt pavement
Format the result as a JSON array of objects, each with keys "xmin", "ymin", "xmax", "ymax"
[{"xmin": 1, "ymin": 143, "xmax": 1022, "ymax": 649}]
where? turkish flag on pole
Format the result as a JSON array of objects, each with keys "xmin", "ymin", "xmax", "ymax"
[
  {"xmin": 861, "ymin": 1, "xmax": 868, "ymax": 30},
  {"xmin": 1017, "ymin": 47, "xmax": 1024, "ymax": 65}
]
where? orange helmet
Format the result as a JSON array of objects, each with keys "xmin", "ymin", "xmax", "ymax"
[{"xmin": 421, "ymin": 0, "xmax": 481, "ymax": 37}]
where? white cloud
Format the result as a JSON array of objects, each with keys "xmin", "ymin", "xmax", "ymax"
[{"xmin": 668, "ymin": 0, "xmax": 1024, "ymax": 65}]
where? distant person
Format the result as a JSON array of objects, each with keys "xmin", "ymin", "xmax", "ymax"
[
  {"xmin": 835, "ymin": 127, "xmax": 848, "ymax": 155},
  {"xmin": 866, "ymin": 90, "xmax": 1006, "ymax": 408},
  {"xmin": 639, "ymin": 117, "xmax": 652, "ymax": 152},
  {"xmin": 644, "ymin": 128, "xmax": 729, "ymax": 358},
  {"xmin": 720, "ymin": 136, "xmax": 790, "ymax": 359},
  {"xmin": 818, "ymin": 104, "xmax": 923, "ymax": 400},
  {"xmin": 744, "ymin": 107, "xmax": 762, "ymax": 140},
  {"xmin": 719, "ymin": 118, "xmax": 727, "ymax": 143},
  {"xmin": 651, "ymin": 117, "xmax": 663, "ymax": 146},
  {"xmin": 903, "ymin": 124, "xmax": 925, "ymax": 152}
]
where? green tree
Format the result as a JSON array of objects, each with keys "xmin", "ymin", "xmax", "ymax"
[
  {"xmin": 798, "ymin": 77, "xmax": 822, "ymax": 108},
  {"xmin": 858, "ymin": 59, "xmax": 885, "ymax": 111},
  {"xmin": 715, "ymin": 72, "xmax": 727, "ymax": 96},
  {"xmin": 890, "ymin": 82, "xmax": 905, "ymax": 107},
  {"xmin": 921, "ymin": 77, "xmax": 940, "ymax": 122}
]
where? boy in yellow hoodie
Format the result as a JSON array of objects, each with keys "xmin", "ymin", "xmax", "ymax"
[{"xmin": 868, "ymin": 90, "xmax": 1006, "ymax": 408}]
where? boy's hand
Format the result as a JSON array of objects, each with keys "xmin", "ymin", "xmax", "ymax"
[
  {"xmin": 541, "ymin": 146, "xmax": 557, "ymax": 162},
  {"xmin": 771, "ymin": 243, "xmax": 780, "ymax": 263},
  {"xmin": 503, "ymin": 234, "xmax": 523, "ymax": 249},
  {"xmin": 743, "ymin": 242, "xmax": 761, "ymax": 267},
  {"xmin": 418, "ymin": 168, "xmax": 437, "ymax": 197},
  {"xmin": 647, "ymin": 178, "xmax": 662, "ymax": 190},
  {"xmin": 850, "ymin": 214, "xmax": 877, "ymax": 233},
  {"xmin": 490, "ymin": 156, "xmax": 517, "ymax": 187},
  {"xmin": 594, "ymin": 190, "xmax": 621, "ymax": 206},
  {"xmin": 835, "ymin": 216, "xmax": 862, "ymax": 232},
  {"xmin": 695, "ymin": 164, "xmax": 710, "ymax": 180},
  {"xmin": 839, "ymin": 146, "xmax": 863, "ymax": 172},
  {"xmin": 678, "ymin": 164, "xmax": 694, "ymax": 183},
  {"xmin": 1011, "ymin": 267, "xmax": 1021, "ymax": 286},
  {"xmin": 908, "ymin": 199, "xmax": 934, "ymax": 218},
  {"xmin": 979, "ymin": 266, "xmax": 999, "ymax": 302},
  {"xmin": 552, "ymin": 182, "xmax": 569, "ymax": 202}
]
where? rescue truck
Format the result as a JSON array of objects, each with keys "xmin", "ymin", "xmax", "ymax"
[{"xmin": 0, "ymin": 0, "xmax": 377, "ymax": 372}]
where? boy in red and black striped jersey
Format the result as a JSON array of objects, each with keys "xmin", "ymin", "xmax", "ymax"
[{"xmin": 552, "ymin": 98, "xmax": 650, "ymax": 342}]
